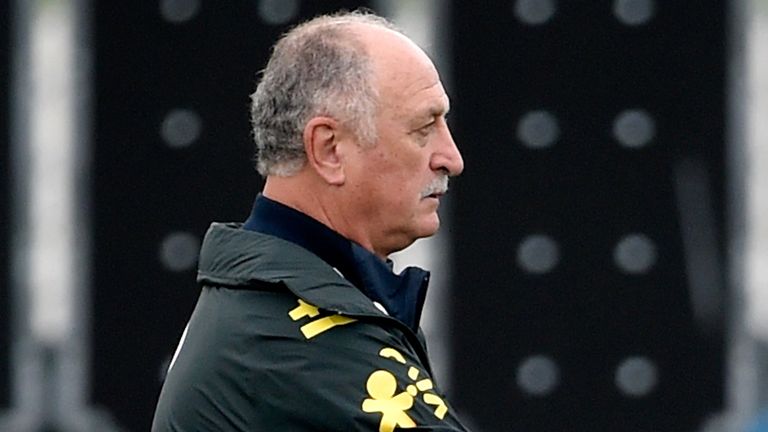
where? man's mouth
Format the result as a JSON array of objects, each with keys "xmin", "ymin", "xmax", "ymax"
[{"xmin": 421, "ymin": 176, "xmax": 449, "ymax": 199}]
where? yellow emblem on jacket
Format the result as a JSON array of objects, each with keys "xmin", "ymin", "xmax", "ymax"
[
  {"xmin": 362, "ymin": 347, "xmax": 449, "ymax": 431},
  {"xmin": 288, "ymin": 299, "xmax": 356, "ymax": 339}
]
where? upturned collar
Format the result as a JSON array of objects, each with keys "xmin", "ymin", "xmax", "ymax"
[{"xmin": 240, "ymin": 194, "xmax": 430, "ymax": 330}]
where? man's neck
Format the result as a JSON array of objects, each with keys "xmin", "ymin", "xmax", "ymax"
[{"xmin": 262, "ymin": 174, "xmax": 382, "ymax": 259}]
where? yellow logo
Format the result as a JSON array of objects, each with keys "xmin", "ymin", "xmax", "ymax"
[
  {"xmin": 362, "ymin": 347, "xmax": 448, "ymax": 431},
  {"xmin": 362, "ymin": 370, "xmax": 417, "ymax": 431},
  {"xmin": 288, "ymin": 299, "xmax": 356, "ymax": 339}
]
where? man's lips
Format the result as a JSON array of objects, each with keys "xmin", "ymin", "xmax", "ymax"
[{"xmin": 421, "ymin": 175, "xmax": 449, "ymax": 199}]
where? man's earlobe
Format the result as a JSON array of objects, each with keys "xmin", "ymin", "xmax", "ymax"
[{"xmin": 304, "ymin": 117, "xmax": 345, "ymax": 185}]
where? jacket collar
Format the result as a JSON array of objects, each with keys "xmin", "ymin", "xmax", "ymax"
[
  {"xmin": 240, "ymin": 195, "xmax": 430, "ymax": 330},
  {"xmin": 197, "ymin": 223, "xmax": 380, "ymax": 317},
  {"xmin": 198, "ymin": 194, "xmax": 430, "ymax": 331}
]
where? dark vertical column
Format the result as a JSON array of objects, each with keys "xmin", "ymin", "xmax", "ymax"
[
  {"xmin": 0, "ymin": 0, "xmax": 12, "ymax": 411},
  {"xmin": 91, "ymin": 2, "xmax": 376, "ymax": 430},
  {"xmin": 448, "ymin": 2, "xmax": 727, "ymax": 431}
]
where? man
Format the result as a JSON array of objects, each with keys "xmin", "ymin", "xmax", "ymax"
[{"xmin": 152, "ymin": 10, "xmax": 466, "ymax": 431}]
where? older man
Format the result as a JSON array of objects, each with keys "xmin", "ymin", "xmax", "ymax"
[{"xmin": 152, "ymin": 10, "xmax": 466, "ymax": 431}]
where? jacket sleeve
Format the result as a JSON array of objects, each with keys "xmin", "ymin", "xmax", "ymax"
[{"xmin": 246, "ymin": 297, "xmax": 471, "ymax": 431}]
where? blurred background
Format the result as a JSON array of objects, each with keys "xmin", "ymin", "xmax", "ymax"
[{"xmin": 1, "ymin": 0, "xmax": 767, "ymax": 431}]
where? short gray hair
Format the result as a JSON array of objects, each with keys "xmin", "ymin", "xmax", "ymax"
[{"xmin": 250, "ymin": 11, "xmax": 399, "ymax": 177}]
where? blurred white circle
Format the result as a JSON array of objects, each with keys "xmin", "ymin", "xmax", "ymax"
[
  {"xmin": 159, "ymin": 0, "xmax": 201, "ymax": 24},
  {"xmin": 517, "ymin": 110, "xmax": 560, "ymax": 149},
  {"xmin": 513, "ymin": 0, "xmax": 557, "ymax": 25},
  {"xmin": 516, "ymin": 355, "xmax": 560, "ymax": 396},
  {"xmin": 613, "ymin": 109, "xmax": 656, "ymax": 148},
  {"xmin": 517, "ymin": 234, "xmax": 560, "ymax": 274},
  {"xmin": 614, "ymin": 233, "xmax": 657, "ymax": 274},
  {"xmin": 159, "ymin": 231, "xmax": 200, "ymax": 272},
  {"xmin": 615, "ymin": 356, "xmax": 658, "ymax": 397},
  {"xmin": 257, "ymin": 0, "xmax": 300, "ymax": 25},
  {"xmin": 613, "ymin": 0, "xmax": 656, "ymax": 26},
  {"xmin": 160, "ymin": 109, "xmax": 202, "ymax": 148}
]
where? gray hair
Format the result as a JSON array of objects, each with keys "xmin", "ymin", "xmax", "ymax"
[{"xmin": 250, "ymin": 11, "xmax": 400, "ymax": 177}]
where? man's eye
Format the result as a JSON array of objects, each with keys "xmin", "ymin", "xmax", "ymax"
[{"xmin": 419, "ymin": 123, "xmax": 435, "ymax": 135}]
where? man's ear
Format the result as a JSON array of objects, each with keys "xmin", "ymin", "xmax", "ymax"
[{"xmin": 303, "ymin": 116, "xmax": 345, "ymax": 185}]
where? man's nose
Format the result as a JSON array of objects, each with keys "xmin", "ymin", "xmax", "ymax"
[{"xmin": 431, "ymin": 124, "xmax": 464, "ymax": 176}]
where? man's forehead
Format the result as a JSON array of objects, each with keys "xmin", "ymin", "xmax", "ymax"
[
  {"xmin": 419, "ymin": 88, "xmax": 450, "ymax": 114},
  {"xmin": 357, "ymin": 24, "xmax": 434, "ymax": 72},
  {"xmin": 355, "ymin": 24, "xmax": 447, "ymax": 111}
]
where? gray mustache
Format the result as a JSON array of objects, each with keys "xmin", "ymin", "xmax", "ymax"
[{"xmin": 421, "ymin": 175, "xmax": 449, "ymax": 198}]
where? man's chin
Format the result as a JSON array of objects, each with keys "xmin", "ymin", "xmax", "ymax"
[
  {"xmin": 416, "ymin": 215, "xmax": 441, "ymax": 238},
  {"xmin": 386, "ymin": 218, "xmax": 441, "ymax": 256}
]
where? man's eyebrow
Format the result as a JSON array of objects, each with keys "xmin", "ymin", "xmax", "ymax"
[{"xmin": 427, "ymin": 100, "xmax": 450, "ymax": 118}]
